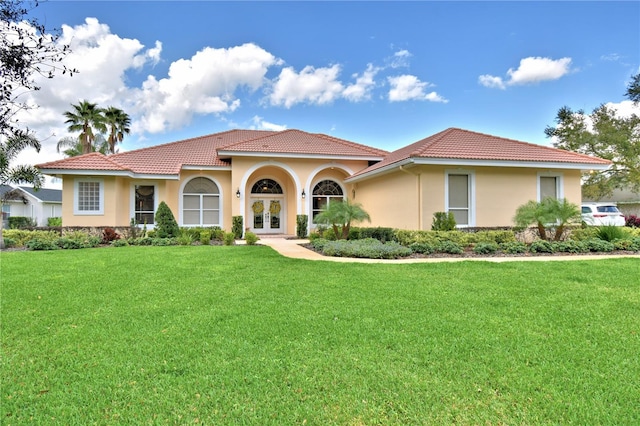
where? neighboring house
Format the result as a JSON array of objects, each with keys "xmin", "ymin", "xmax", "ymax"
[
  {"xmin": 36, "ymin": 128, "xmax": 611, "ymax": 235},
  {"xmin": 583, "ymin": 187, "xmax": 640, "ymax": 217},
  {"xmin": 0, "ymin": 185, "xmax": 62, "ymax": 228}
]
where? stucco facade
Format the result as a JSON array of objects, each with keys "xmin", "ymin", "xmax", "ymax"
[{"xmin": 38, "ymin": 128, "xmax": 610, "ymax": 235}]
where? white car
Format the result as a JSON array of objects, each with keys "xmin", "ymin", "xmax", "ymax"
[{"xmin": 581, "ymin": 203, "xmax": 626, "ymax": 226}]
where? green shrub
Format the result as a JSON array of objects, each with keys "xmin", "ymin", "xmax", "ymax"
[
  {"xmin": 585, "ymin": 239, "xmax": 614, "ymax": 252},
  {"xmin": 154, "ymin": 201, "xmax": 180, "ymax": 238},
  {"xmin": 436, "ymin": 240, "xmax": 464, "ymax": 255},
  {"xmin": 296, "ymin": 215, "xmax": 308, "ymax": 238},
  {"xmin": 3, "ymin": 237, "xmax": 16, "ymax": 248},
  {"xmin": 150, "ymin": 238, "xmax": 175, "ymax": 246},
  {"xmin": 310, "ymin": 238, "xmax": 329, "ymax": 251},
  {"xmin": 26, "ymin": 238, "xmax": 59, "ymax": 250},
  {"xmin": 569, "ymin": 227, "xmax": 599, "ymax": 241},
  {"xmin": 3, "ymin": 230, "xmax": 59, "ymax": 246},
  {"xmin": 176, "ymin": 232, "xmax": 195, "ymax": 246},
  {"xmin": 232, "ymin": 216, "xmax": 243, "ymax": 239},
  {"xmin": 529, "ymin": 240, "xmax": 555, "ymax": 253},
  {"xmin": 629, "ymin": 237, "xmax": 640, "ymax": 251},
  {"xmin": 409, "ymin": 242, "xmax": 435, "ymax": 255},
  {"xmin": 321, "ymin": 238, "xmax": 411, "ymax": 259},
  {"xmin": 596, "ymin": 225, "xmax": 630, "ymax": 242},
  {"xmin": 223, "ymin": 232, "xmax": 236, "ymax": 246},
  {"xmin": 199, "ymin": 230, "xmax": 212, "ymax": 245},
  {"xmin": 473, "ymin": 242, "xmax": 499, "ymax": 255},
  {"xmin": 500, "ymin": 241, "xmax": 528, "ymax": 254},
  {"xmin": 553, "ymin": 240, "xmax": 589, "ymax": 253},
  {"xmin": 130, "ymin": 237, "xmax": 153, "ymax": 246},
  {"xmin": 244, "ymin": 232, "xmax": 259, "ymax": 245},
  {"xmin": 47, "ymin": 217, "xmax": 62, "ymax": 227},
  {"xmin": 358, "ymin": 227, "xmax": 396, "ymax": 242},
  {"xmin": 56, "ymin": 237, "xmax": 85, "ymax": 249},
  {"xmin": 432, "ymin": 212, "xmax": 456, "ymax": 231},
  {"xmin": 8, "ymin": 216, "xmax": 36, "ymax": 229},
  {"xmin": 211, "ymin": 227, "xmax": 225, "ymax": 241},
  {"xmin": 471, "ymin": 230, "xmax": 516, "ymax": 244},
  {"xmin": 111, "ymin": 239, "xmax": 129, "ymax": 247},
  {"xmin": 308, "ymin": 231, "xmax": 322, "ymax": 242}
]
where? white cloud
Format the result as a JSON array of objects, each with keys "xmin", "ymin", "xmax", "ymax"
[
  {"xmin": 479, "ymin": 56, "xmax": 572, "ymax": 89},
  {"xmin": 132, "ymin": 43, "xmax": 279, "ymax": 133},
  {"xmin": 269, "ymin": 64, "xmax": 344, "ymax": 108},
  {"xmin": 251, "ymin": 116, "xmax": 287, "ymax": 131},
  {"xmin": 605, "ymin": 100, "xmax": 640, "ymax": 118},
  {"xmin": 343, "ymin": 64, "xmax": 380, "ymax": 101},
  {"xmin": 389, "ymin": 49, "xmax": 412, "ymax": 68},
  {"xmin": 388, "ymin": 75, "xmax": 448, "ymax": 103}
]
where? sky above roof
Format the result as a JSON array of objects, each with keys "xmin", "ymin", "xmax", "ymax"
[{"xmin": 11, "ymin": 0, "xmax": 640, "ymax": 180}]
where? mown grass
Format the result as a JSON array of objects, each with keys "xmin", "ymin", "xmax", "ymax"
[{"xmin": 1, "ymin": 246, "xmax": 639, "ymax": 425}]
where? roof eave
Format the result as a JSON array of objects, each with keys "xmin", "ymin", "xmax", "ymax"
[
  {"xmin": 217, "ymin": 150, "xmax": 384, "ymax": 162},
  {"xmin": 346, "ymin": 157, "xmax": 611, "ymax": 183},
  {"xmin": 38, "ymin": 168, "xmax": 181, "ymax": 180}
]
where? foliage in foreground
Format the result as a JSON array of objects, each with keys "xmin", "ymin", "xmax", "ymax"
[{"xmin": 2, "ymin": 248, "xmax": 639, "ymax": 424}]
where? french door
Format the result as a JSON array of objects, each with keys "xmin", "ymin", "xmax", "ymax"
[{"xmin": 250, "ymin": 197, "xmax": 283, "ymax": 234}]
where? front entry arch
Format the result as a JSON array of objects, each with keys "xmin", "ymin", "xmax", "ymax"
[{"xmin": 249, "ymin": 179, "xmax": 284, "ymax": 234}]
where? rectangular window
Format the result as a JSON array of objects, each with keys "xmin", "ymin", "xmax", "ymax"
[
  {"xmin": 74, "ymin": 179, "xmax": 104, "ymax": 215},
  {"xmin": 448, "ymin": 174, "xmax": 469, "ymax": 226},
  {"xmin": 135, "ymin": 185, "xmax": 155, "ymax": 225},
  {"xmin": 538, "ymin": 174, "xmax": 562, "ymax": 201}
]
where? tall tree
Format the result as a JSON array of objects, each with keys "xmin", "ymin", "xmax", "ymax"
[
  {"xmin": 63, "ymin": 100, "xmax": 106, "ymax": 154},
  {"xmin": 544, "ymin": 104, "xmax": 640, "ymax": 199},
  {"xmin": 103, "ymin": 106, "xmax": 131, "ymax": 154},
  {"xmin": 0, "ymin": 132, "xmax": 44, "ymax": 248},
  {"xmin": 625, "ymin": 73, "xmax": 640, "ymax": 105},
  {"xmin": 1, "ymin": 0, "xmax": 75, "ymax": 139},
  {"xmin": 56, "ymin": 134, "xmax": 108, "ymax": 157}
]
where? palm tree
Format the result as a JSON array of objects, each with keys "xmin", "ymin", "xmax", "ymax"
[
  {"xmin": 1, "ymin": 132, "xmax": 44, "ymax": 248},
  {"xmin": 56, "ymin": 135, "xmax": 109, "ymax": 157},
  {"xmin": 513, "ymin": 198, "xmax": 581, "ymax": 241},
  {"xmin": 63, "ymin": 101, "xmax": 107, "ymax": 154},
  {"xmin": 103, "ymin": 106, "xmax": 131, "ymax": 154},
  {"xmin": 313, "ymin": 198, "xmax": 371, "ymax": 239}
]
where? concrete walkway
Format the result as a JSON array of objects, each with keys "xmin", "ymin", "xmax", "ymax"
[{"xmin": 257, "ymin": 238, "xmax": 640, "ymax": 264}]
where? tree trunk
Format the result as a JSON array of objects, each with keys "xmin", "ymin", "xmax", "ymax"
[{"xmin": 536, "ymin": 222, "xmax": 548, "ymax": 241}]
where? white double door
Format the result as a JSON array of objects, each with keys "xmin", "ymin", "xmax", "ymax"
[{"xmin": 250, "ymin": 197, "xmax": 283, "ymax": 234}]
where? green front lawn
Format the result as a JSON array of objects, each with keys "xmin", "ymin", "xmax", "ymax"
[{"xmin": 2, "ymin": 246, "xmax": 639, "ymax": 424}]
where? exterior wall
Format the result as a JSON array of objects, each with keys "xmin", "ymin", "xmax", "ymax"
[{"xmin": 354, "ymin": 166, "xmax": 584, "ymax": 229}]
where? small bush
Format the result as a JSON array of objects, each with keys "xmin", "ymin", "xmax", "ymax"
[
  {"xmin": 321, "ymin": 238, "xmax": 411, "ymax": 259},
  {"xmin": 3, "ymin": 237, "xmax": 17, "ymax": 248},
  {"xmin": 3, "ymin": 230, "xmax": 59, "ymax": 247},
  {"xmin": 625, "ymin": 214, "xmax": 640, "ymax": 228},
  {"xmin": 569, "ymin": 227, "xmax": 599, "ymax": 241},
  {"xmin": 56, "ymin": 237, "xmax": 85, "ymax": 249},
  {"xmin": 155, "ymin": 201, "xmax": 180, "ymax": 238},
  {"xmin": 473, "ymin": 242, "xmax": 499, "ymax": 255},
  {"xmin": 26, "ymin": 238, "xmax": 59, "ymax": 250},
  {"xmin": 432, "ymin": 212, "xmax": 456, "ymax": 231},
  {"xmin": 244, "ymin": 232, "xmax": 259, "ymax": 245},
  {"xmin": 223, "ymin": 232, "xmax": 236, "ymax": 246},
  {"xmin": 232, "ymin": 216, "xmax": 243, "ymax": 239},
  {"xmin": 358, "ymin": 227, "xmax": 396, "ymax": 242},
  {"xmin": 311, "ymin": 238, "xmax": 329, "ymax": 251},
  {"xmin": 529, "ymin": 240, "xmax": 555, "ymax": 253},
  {"xmin": 102, "ymin": 227, "xmax": 121, "ymax": 244},
  {"xmin": 199, "ymin": 230, "xmax": 212, "ymax": 245},
  {"xmin": 554, "ymin": 240, "xmax": 589, "ymax": 253},
  {"xmin": 409, "ymin": 242, "xmax": 435, "ymax": 255},
  {"xmin": 585, "ymin": 239, "xmax": 615, "ymax": 252},
  {"xmin": 596, "ymin": 225, "xmax": 629, "ymax": 242},
  {"xmin": 111, "ymin": 239, "xmax": 129, "ymax": 247},
  {"xmin": 150, "ymin": 238, "xmax": 175, "ymax": 246},
  {"xmin": 436, "ymin": 240, "xmax": 464, "ymax": 255},
  {"xmin": 629, "ymin": 237, "xmax": 640, "ymax": 251},
  {"xmin": 176, "ymin": 233, "xmax": 195, "ymax": 246},
  {"xmin": 130, "ymin": 237, "xmax": 154, "ymax": 246},
  {"xmin": 47, "ymin": 217, "xmax": 62, "ymax": 227},
  {"xmin": 9, "ymin": 216, "xmax": 36, "ymax": 229},
  {"xmin": 211, "ymin": 227, "xmax": 225, "ymax": 241},
  {"xmin": 296, "ymin": 215, "xmax": 308, "ymax": 238},
  {"xmin": 500, "ymin": 241, "xmax": 528, "ymax": 254}
]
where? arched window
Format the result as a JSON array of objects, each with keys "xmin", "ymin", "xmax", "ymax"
[
  {"xmin": 312, "ymin": 180, "xmax": 344, "ymax": 220},
  {"xmin": 251, "ymin": 179, "xmax": 283, "ymax": 194},
  {"xmin": 182, "ymin": 177, "xmax": 220, "ymax": 226}
]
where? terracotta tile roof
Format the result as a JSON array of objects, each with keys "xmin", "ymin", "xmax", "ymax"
[
  {"xmin": 37, "ymin": 152, "xmax": 130, "ymax": 172},
  {"xmin": 218, "ymin": 129, "xmax": 388, "ymax": 158},
  {"xmin": 349, "ymin": 128, "xmax": 612, "ymax": 179}
]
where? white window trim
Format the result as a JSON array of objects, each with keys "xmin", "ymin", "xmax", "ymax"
[
  {"xmin": 130, "ymin": 182, "xmax": 158, "ymax": 226},
  {"xmin": 178, "ymin": 177, "xmax": 223, "ymax": 227},
  {"xmin": 445, "ymin": 169, "xmax": 476, "ymax": 228},
  {"xmin": 537, "ymin": 172, "xmax": 564, "ymax": 201},
  {"xmin": 74, "ymin": 178, "xmax": 104, "ymax": 215}
]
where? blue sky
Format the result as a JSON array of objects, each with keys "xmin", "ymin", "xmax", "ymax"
[{"xmin": 16, "ymin": 1, "xmax": 640, "ymax": 167}]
